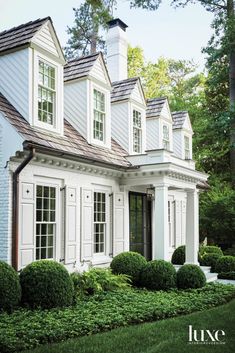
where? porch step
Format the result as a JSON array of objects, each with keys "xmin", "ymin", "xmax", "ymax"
[{"xmin": 173, "ymin": 264, "xmax": 218, "ymax": 283}]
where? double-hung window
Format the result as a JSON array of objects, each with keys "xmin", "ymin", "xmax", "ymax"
[
  {"xmin": 93, "ymin": 89, "xmax": 105, "ymax": 142},
  {"xmin": 94, "ymin": 192, "xmax": 106, "ymax": 254},
  {"xmin": 133, "ymin": 110, "xmax": 142, "ymax": 153},
  {"xmin": 36, "ymin": 185, "xmax": 56, "ymax": 260},
  {"xmin": 38, "ymin": 60, "xmax": 56, "ymax": 126},
  {"xmin": 163, "ymin": 125, "xmax": 170, "ymax": 150},
  {"xmin": 184, "ymin": 136, "xmax": 190, "ymax": 159}
]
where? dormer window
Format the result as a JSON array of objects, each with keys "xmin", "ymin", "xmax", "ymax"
[
  {"xmin": 184, "ymin": 135, "xmax": 190, "ymax": 159},
  {"xmin": 93, "ymin": 89, "xmax": 105, "ymax": 142},
  {"xmin": 163, "ymin": 125, "xmax": 170, "ymax": 150},
  {"xmin": 133, "ymin": 109, "xmax": 142, "ymax": 153},
  {"xmin": 38, "ymin": 60, "xmax": 56, "ymax": 126}
]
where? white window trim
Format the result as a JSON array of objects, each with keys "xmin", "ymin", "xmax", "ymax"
[
  {"xmin": 168, "ymin": 196, "xmax": 175, "ymax": 249},
  {"xmin": 160, "ymin": 120, "xmax": 172, "ymax": 151},
  {"xmin": 90, "ymin": 82, "xmax": 111, "ymax": 148},
  {"xmin": 130, "ymin": 103, "xmax": 146, "ymax": 155},
  {"xmin": 184, "ymin": 134, "xmax": 191, "ymax": 160},
  {"xmin": 33, "ymin": 51, "xmax": 63, "ymax": 135}
]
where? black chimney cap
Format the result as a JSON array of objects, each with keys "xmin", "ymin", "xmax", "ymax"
[{"xmin": 107, "ymin": 18, "xmax": 128, "ymax": 31}]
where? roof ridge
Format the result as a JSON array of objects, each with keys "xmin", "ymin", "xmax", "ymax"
[
  {"xmin": 147, "ymin": 96, "xmax": 167, "ymax": 102},
  {"xmin": 112, "ymin": 77, "xmax": 139, "ymax": 85},
  {"xmin": 0, "ymin": 17, "xmax": 51, "ymax": 36},
  {"xmin": 172, "ymin": 110, "xmax": 188, "ymax": 115},
  {"xmin": 66, "ymin": 52, "xmax": 100, "ymax": 65}
]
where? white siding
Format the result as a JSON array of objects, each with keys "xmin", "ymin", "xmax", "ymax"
[
  {"xmin": 161, "ymin": 101, "xmax": 172, "ymax": 121},
  {"xmin": 64, "ymin": 80, "xmax": 88, "ymax": 139},
  {"xmin": 131, "ymin": 83, "xmax": 144, "ymax": 105},
  {"xmin": 0, "ymin": 49, "xmax": 30, "ymax": 121},
  {"xmin": 111, "ymin": 102, "xmax": 129, "ymax": 153},
  {"xmin": 173, "ymin": 130, "xmax": 183, "ymax": 159},
  {"xmin": 146, "ymin": 118, "xmax": 160, "ymax": 150},
  {"xmin": 32, "ymin": 23, "xmax": 59, "ymax": 57},
  {"xmin": 90, "ymin": 57, "xmax": 109, "ymax": 85}
]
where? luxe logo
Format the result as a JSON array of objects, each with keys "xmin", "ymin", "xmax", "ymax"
[{"xmin": 188, "ymin": 325, "xmax": 225, "ymax": 345}]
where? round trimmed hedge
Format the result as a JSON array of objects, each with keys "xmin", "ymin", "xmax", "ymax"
[
  {"xmin": 0, "ymin": 261, "xmax": 21, "ymax": 312},
  {"xmin": 110, "ymin": 252, "xmax": 147, "ymax": 285},
  {"xmin": 171, "ymin": 246, "xmax": 185, "ymax": 265},
  {"xmin": 177, "ymin": 264, "xmax": 206, "ymax": 289},
  {"xmin": 140, "ymin": 260, "xmax": 176, "ymax": 290},
  {"xmin": 215, "ymin": 256, "xmax": 235, "ymax": 273},
  {"xmin": 20, "ymin": 260, "xmax": 74, "ymax": 309},
  {"xmin": 200, "ymin": 246, "xmax": 223, "ymax": 257},
  {"xmin": 200, "ymin": 253, "xmax": 221, "ymax": 272}
]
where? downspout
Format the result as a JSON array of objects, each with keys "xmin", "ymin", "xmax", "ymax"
[{"xmin": 12, "ymin": 148, "xmax": 35, "ymax": 270}]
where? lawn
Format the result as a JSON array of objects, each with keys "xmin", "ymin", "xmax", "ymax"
[
  {"xmin": 1, "ymin": 283, "xmax": 235, "ymax": 353},
  {"xmin": 23, "ymin": 298, "xmax": 235, "ymax": 353}
]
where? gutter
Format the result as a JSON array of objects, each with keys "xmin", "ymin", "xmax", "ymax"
[{"xmin": 12, "ymin": 147, "xmax": 35, "ymax": 270}]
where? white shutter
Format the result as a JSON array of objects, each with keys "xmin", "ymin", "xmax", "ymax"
[
  {"xmin": 113, "ymin": 192, "xmax": 125, "ymax": 256},
  {"xmin": 181, "ymin": 200, "xmax": 186, "ymax": 244},
  {"xmin": 65, "ymin": 186, "xmax": 78, "ymax": 264},
  {"xmin": 175, "ymin": 200, "xmax": 182, "ymax": 247},
  {"xmin": 81, "ymin": 188, "xmax": 93, "ymax": 260},
  {"xmin": 19, "ymin": 182, "xmax": 35, "ymax": 269}
]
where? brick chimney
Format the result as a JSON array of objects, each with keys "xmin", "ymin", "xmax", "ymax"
[{"xmin": 106, "ymin": 18, "xmax": 128, "ymax": 82}]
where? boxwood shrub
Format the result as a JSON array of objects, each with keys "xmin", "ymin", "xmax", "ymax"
[
  {"xmin": 177, "ymin": 264, "xmax": 206, "ymax": 289},
  {"xmin": 218, "ymin": 272, "xmax": 235, "ymax": 280},
  {"xmin": 200, "ymin": 245, "xmax": 223, "ymax": 257},
  {"xmin": 20, "ymin": 260, "xmax": 74, "ymax": 309},
  {"xmin": 215, "ymin": 256, "xmax": 235, "ymax": 273},
  {"xmin": 140, "ymin": 260, "xmax": 176, "ymax": 290},
  {"xmin": 200, "ymin": 253, "xmax": 221, "ymax": 272},
  {"xmin": 171, "ymin": 245, "xmax": 185, "ymax": 265},
  {"xmin": 0, "ymin": 261, "xmax": 21, "ymax": 312},
  {"xmin": 110, "ymin": 252, "xmax": 147, "ymax": 285}
]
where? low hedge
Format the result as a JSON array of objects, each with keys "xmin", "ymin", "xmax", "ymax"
[
  {"xmin": 177, "ymin": 264, "xmax": 206, "ymax": 289},
  {"xmin": 20, "ymin": 260, "xmax": 74, "ymax": 309},
  {"xmin": 0, "ymin": 284, "xmax": 235, "ymax": 353},
  {"xmin": 140, "ymin": 260, "xmax": 176, "ymax": 290},
  {"xmin": 200, "ymin": 246, "xmax": 223, "ymax": 257},
  {"xmin": 218, "ymin": 272, "xmax": 235, "ymax": 280},
  {"xmin": 215, "ymin": 256, "xmax": 235, "ymax": 274},
  {"xmin": 200, "ymin": 253, "xmax": 221, "ymax": 272},
  {"xmin": 171, "ymin": 245, "xmax": 185, "ymax": 265},
  {"xmin": 0, "ymin": 261, "xmax": 21, "ymax": 312},
  {"xmin": 110, "ymin": 252, "xmax": 147, "ymax": 285}
]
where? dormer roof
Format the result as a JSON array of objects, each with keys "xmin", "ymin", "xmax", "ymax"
[
  {"xmin": 146, "ymin": 97, "xmax": 168, "ymax": 118},
  {"xmin": 172, "ymin": 111, "xmax": 189, "ymax": 129},
  {"xmin": 64, "ymin": 52, "xmax": 111, "ymax": 86},
  {"xmin": 111, "ymin": 77, "xmax": 144, "ymax": 103}
]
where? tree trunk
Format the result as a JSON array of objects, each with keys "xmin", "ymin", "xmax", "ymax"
[{"xmin": 227, "ymin": 0, "xmax": 235, "ymax": 185}]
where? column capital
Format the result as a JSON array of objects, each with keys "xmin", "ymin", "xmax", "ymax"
[{"xmin": 153, "ymin": 183, "xmax": 169, "ymax": 189}]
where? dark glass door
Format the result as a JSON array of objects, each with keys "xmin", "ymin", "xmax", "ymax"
[{"xmin": 129, "ymin": 192, "xmax": 152, "ymax": 260}]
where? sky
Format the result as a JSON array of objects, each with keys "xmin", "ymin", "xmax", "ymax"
[{"xmin": 0, "ymin": 0, "xmax": 214, "ymax": 71}]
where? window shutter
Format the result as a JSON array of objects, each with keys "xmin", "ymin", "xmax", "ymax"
[
  {"xmin": 175, "ymin": 200, "xmax": 182, "ymax": 247},
  {"xmin": 19, "ymin": 182, "xmax": 35, "ymax": 269},
  {"xmin": 113, "ymin": 192, "xmax": 125, "ymax": 256},
  {"xmin": 81, "ymin": 188, "xmax": 93, "ymax": 260},
  {"xmin": 65, "ymin": 186, "xmax": 78, "ymax": 264},
  {"xmin": 181, "ymin": 200, "xmax": 186, "ymax": 245}
]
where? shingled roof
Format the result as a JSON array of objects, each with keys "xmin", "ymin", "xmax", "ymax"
[
  {"xmin": 146, "ymin": 97, "xmax": 167, "ymax": 118},
  {"xmin": 172, "ymin": 111, "xmax": 188, "ymax": 129},
  {"xmin": 111, "ymin": 77, "xmax": 139, "ymax": 103},
  {"xmin": 0, "ymin": 17, "xmax": 50, "ymax": 54},
  {"xmin": 0, "ymin": 93, "xmax": 130, "ymax": 168}
]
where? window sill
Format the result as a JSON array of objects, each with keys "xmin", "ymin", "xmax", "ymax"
[{"xmin": 91, "ymin": 256, "xmax": 112, "ymax": 266}]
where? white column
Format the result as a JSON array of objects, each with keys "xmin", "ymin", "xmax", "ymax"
[
  {"xmin": 153, "ymin": 184, "xmax": 169, "ymax": 260},
  {"xmin": 185, "ymin": 189, "xmax": 199, "ymax": 264}
]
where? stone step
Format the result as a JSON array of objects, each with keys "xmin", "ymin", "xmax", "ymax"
[{"xmin": 200, "ymin": 266, "xmax": 211, "ymax": 274}]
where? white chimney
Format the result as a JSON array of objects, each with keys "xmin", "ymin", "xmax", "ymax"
[{"xmin": 106, "ymin": 18, "xmax": 128, "ymax": 82}]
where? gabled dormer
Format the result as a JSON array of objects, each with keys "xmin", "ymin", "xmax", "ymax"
[
  {"xmin": 111, "ymin": 77, "xmax": 146, "ymax": 155},
  {"xmin": 0, "ymin": 17, "xmax": 65, "ymax": 135},
  {"xmin": 172, "ymin": 111, "xmax": 193, "ymax": 160},
  {"xmin": 64, "ymin": 53, "xmax": 112, "ymax": 149},
  {"xmin": 146, "ymin": 97, "xmax": 173, "ymax": 151}
]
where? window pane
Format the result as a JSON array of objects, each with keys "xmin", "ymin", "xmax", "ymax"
[{"xmin": 94, "ymin": 192, "xmax": 106, "ymax": 253}]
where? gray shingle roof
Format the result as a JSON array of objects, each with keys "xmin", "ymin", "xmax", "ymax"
[
  {"xmin": 111, "ymin": 77, "xmax": 139, "ymax": 103},
  {"xmin": 0, "ymin": 93, "xmax": 130, "ymax": 168},
  {"xmin": 172, "ymin": 111, "xmax": 188, "ymax": 129},
  {"xmin": 0, "ymin": 17, "xmax": 50, "ymax": 54},
  {"xmin": 146, "ymin": 97, "xmax": 167, "ymax": 118},
  {"xmin": 64, "ymin": 53, "xmax": 100, "ymax": 82}
]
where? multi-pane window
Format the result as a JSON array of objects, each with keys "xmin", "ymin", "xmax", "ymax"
[
  {"xmin": 133, "ymin": 110, "xmax": 142, "ymax": 153},
  {"xmin": 93, "ymin": 89, "xmax": 105, "ymax": 141},
  {"xmin": 184, "ymin": 135, "xmax": 190, "ymax": 159},
  {"xmin": 36, "ymin": 185, "xmax": 56, "ymax": 260},
  {"xmin": 38, "ymin": 60, "xmax": 56, "ymax": 125},
  {"xmin": 163, "ymin": 125, "xmax": 170, "ymax": 150},
  {"xmin": 94, "ymin": 192, "xmax": 106, "ymax": 253}
]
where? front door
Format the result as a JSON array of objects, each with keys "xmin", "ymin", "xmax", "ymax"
[{"xmin": 129, "ymin": 192, "xmax": 152, "ymax": 260}]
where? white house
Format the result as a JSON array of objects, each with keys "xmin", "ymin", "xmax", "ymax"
[{"xmin": 0, "ymin": 17, "xmax": 208, "ymax": 272}]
